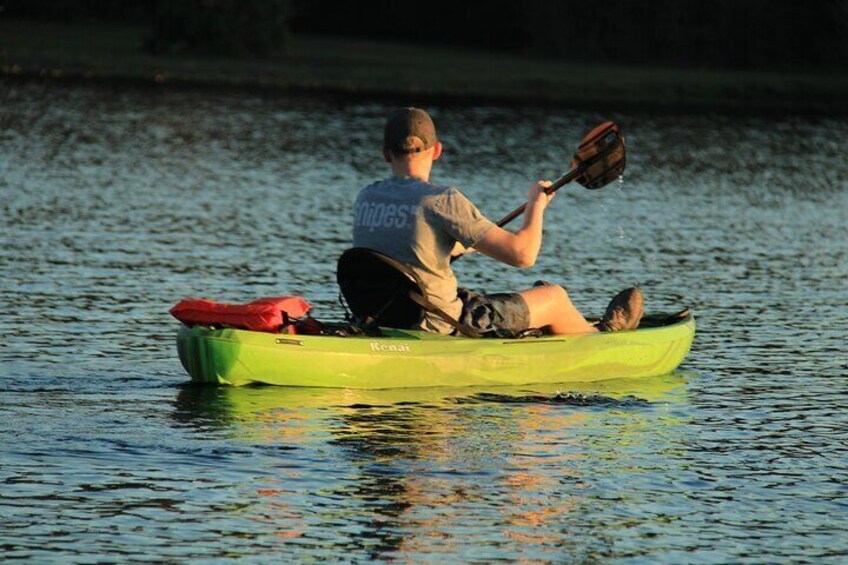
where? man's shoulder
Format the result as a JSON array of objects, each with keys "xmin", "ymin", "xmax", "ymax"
[
  {"xmin": 430, "ymin": 185, "xmax": 475, "ymax": 209},
  {"xmin": 357, "ymin": 179, "xmax": 385, "ymax": 194}
]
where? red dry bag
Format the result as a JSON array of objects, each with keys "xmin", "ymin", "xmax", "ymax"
[{"xmin": 169, "ymin": 296, "xmax": 311, "ymax": 333}]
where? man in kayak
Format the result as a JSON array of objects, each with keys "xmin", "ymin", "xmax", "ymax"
[{"xmin": 352, "ymin": 107, "xmax": 643, "ymax": 336}]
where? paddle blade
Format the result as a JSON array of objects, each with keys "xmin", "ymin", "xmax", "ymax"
[{"xmin": 571, "ymin": 121, "xmax": 626, "ymax": 190}]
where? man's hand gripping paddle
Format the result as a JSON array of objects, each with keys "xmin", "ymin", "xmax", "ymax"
[{"xmin": 495, "ymin": 121, "xmax": 626, "ymax": 228}]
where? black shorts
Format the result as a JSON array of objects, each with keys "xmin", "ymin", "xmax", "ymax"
[{"xmin": 457, "ymin": 288, "xmax": 531, "ymax": 337}]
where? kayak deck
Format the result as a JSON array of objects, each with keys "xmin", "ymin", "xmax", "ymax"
[{"xmin": 176, "ymin": 311, "xmax": 695, "ymax": 388}]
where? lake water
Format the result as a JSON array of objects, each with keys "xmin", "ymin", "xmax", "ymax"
[{"xmin": 1, "ymin": 81, "xmax": 846, "ymax": 563}]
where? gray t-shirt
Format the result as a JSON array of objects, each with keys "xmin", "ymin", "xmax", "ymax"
[{"xmin": 352, "ymin": 176, "xmax": 495, "ymax": 333}]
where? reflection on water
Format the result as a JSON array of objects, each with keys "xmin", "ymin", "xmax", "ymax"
[
  {"xmin": 2, "ymin": 82, "xmax": 847, "ymax": 561},
  {"xmin": 164, "ymin": 378, "xmax": 686, "ymax": 561}
]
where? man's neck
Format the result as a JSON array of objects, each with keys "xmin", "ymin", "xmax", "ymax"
[
  {"xmin": 391, "ymin": 172, "xmax": 429, "ymax": 182},
  {"xmin": 390, "ymin": 161, "xmax": 432, "ymax": 182}
]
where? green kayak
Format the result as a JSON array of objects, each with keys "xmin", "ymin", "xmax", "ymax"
[{"xmin": 176, "ymin": 311, "xmax": 695, "ymax": 388}]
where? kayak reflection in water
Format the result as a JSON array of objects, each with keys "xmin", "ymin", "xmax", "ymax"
[{"xmin": 351, "ymin": 107, "xmax": 643, "ymax": 336}]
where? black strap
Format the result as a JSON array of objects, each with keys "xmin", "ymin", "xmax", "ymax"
[
  {"xmin": 407, "ymin": 290, "xmax": 480, "ymax": 338},
  {"xmin": 338, "ymin": 291, "xmax": 353, "ymax": 322}
]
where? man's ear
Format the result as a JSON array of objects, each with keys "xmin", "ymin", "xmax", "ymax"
[
  {"xmin": 383, "ymin": 147, "xmax": 393, "ymax": 163},
  {"xmin": 432, "ymin": 141, "xmax": 443, "ymax": 161}
]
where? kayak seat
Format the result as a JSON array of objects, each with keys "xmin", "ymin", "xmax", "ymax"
[{"xmin": 336, "ymin": 248, "xmax": 479, "ymax": 337}]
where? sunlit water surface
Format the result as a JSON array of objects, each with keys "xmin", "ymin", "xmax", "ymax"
[{"xmin": 1, "ymin": 82, "xmax": 846, "ymax": 563}]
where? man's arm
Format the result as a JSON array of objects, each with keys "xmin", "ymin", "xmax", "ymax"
[{"xmin": 473, "ymin": 181, "xmax": 553, "ymax": 268}]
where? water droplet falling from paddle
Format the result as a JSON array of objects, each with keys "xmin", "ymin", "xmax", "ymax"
[{"xmin": 614, "ymin": 174, "xmax": 634, "ymax": 242}]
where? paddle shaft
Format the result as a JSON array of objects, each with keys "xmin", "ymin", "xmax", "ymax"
[{"xmin": 495, "ymin": 163, "xmax": 585, "ymax": 228}]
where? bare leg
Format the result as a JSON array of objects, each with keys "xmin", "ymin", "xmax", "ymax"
[{"xmin": 518, "ymin": 284, "xmax": 598, "ymax": 335}]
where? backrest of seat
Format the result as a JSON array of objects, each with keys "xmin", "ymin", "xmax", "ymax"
[{"xmin": 336, "ymin": 248, "xmax": 425, "ymax": 329}]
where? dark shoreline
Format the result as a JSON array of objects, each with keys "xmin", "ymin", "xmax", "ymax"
[
  {"xmin": 7, "ymin": 72, "xmax": 848, "ymax": 120},
  {"xmin": 3, "ymin": 19, "xmax": 848, "ymax": 117}
]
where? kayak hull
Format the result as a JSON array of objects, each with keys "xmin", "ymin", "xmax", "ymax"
[{"xmin": 176, "ymin": 313, "xmax": 695, "ymax": 388}]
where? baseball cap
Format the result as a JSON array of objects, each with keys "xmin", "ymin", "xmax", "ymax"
[{"xmin": 383, "ymin": 107, "xmax": 438, "ymax": 154}]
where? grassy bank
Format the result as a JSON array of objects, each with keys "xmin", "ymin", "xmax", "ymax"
[{"xmin": 2, "ymin": 19, "xmax": 848, "ymax": 114}]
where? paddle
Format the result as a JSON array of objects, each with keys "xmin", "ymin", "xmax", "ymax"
[
  {"xmin": 450, "ymin": 121, "xmax": 626, "ymax": 263},
  {"xmin": 494, "ymin": 121, "xmax": 626, "ymax": 228}
]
